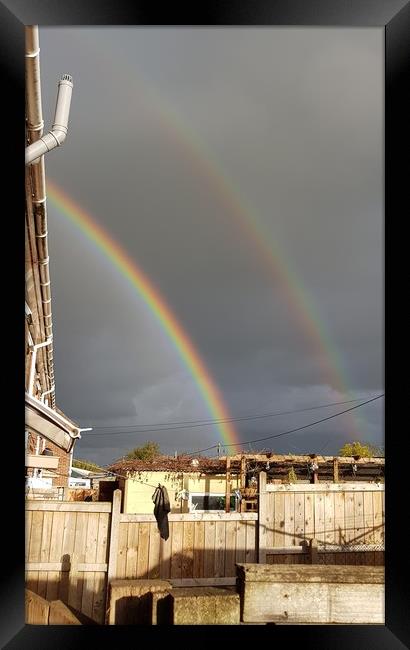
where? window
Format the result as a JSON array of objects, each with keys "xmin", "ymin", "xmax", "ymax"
[{"xmin": 189, "ymin": 493, "xmax": 237, "ymax": 512}]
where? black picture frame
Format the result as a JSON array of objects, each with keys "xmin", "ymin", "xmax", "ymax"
[{"xmin": 2, "ymin": 0, "xmax": 408, "ymax": 647}]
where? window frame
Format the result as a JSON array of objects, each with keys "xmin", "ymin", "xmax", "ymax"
[{"xmin": 188, "ymin": 491, "xmax": 238, "ymax": 513}]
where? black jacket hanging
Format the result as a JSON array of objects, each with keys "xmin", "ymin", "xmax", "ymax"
[{"xmin": 152, "ymin": 484, "xmax": 171, "ymax": 540}]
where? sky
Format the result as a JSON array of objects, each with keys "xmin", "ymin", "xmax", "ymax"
[{"xmin": 37, "ymin": 27, "xmax": 384, "ymax": 466}]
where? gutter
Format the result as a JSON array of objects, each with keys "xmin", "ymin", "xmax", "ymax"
[{"xmin": 25, "ymin": 392, "xmax": 82, "ymax": 453}]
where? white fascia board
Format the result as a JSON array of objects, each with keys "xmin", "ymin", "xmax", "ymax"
[{"xmin": 25, "ymin": 393, "xmax": 81, "ymax": 453}]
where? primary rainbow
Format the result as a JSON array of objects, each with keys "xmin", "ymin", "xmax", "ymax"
[{"xmin": 47, "ymin": 180, "xmax": 240, "ymax": 449}]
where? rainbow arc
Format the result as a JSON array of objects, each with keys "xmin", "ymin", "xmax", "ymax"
[{"xmin": 47, "ymin": 180, "xmax": 240, "ymax": 448}]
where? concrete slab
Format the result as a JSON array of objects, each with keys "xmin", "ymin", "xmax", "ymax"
[
  {"xmin": 171, "ymin": 587, "xmax": 240, "ymax": 625},
  {"xmin": 237, "ymin": 563, "xmax": 384, "ymax": 624},
  {"xmin": 107, "ymin": 579, "xmax": 172, "ymax": 624}
]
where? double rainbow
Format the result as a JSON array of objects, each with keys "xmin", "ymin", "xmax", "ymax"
[{"xmin": 44, "ymin": 32, "xmax": 369, "ymax": 445}]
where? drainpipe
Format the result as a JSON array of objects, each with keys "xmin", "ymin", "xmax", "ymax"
[
  {"xmin": 26, "ymin": 74, "xmax": 73, "ymax": 165},
  {"xmin": 25, "ymin": 26, "xmax": 44, "ymax": 147},
  {"xmin": 41, "ymin": 384, "xmax": 55, "ymax": 404},
  {"xmin": 26, "ymin": 26, "xmax": 58, "ymax": 408},
  {"xmin": 28, "ymin": 338, "xmax": 52, "ymax": 396}
]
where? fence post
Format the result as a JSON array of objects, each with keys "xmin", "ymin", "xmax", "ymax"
[
  {"xmin": 225, "ymin": 455, "xmax": 231, "ymax": 513},
  {"xmin": 105, "ymin": 489, "xmax": 122, "ymax": 623},
  {"xmin": 309, "ymin": 538, "xmax": 318, "ymax": 564},
  {"xmin": 333, "ymin": 458, "xmax": 339, "ymax": 483},
  {"xmin": 257, "ymin": 471, "xmax": 267, "ymax": 564},
  {"xmin": 239, "ymin": 456, "xmax": 246, "ymax": 512}
]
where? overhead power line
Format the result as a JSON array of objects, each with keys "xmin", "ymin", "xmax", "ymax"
[
  {"xmin": 190, "ymin": 394, "xmax": 384, "ymax": 454},
  {"xmin": 79, "ymin": 397, "xmax": 372, "ymax": 436}
]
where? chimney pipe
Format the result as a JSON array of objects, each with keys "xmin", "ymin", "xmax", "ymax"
[{"xmin": 25, "ymin": 74, "xmax": 73, "ymax": 165}]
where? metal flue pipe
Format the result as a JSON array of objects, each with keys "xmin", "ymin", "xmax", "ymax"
[{"xmin": 26, "ymin": 73, "xmax": 73, "ymax": 165}]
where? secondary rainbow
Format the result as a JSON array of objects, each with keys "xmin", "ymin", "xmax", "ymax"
[
  {"xmin": 123, "ymin": 82, "xmax": 366, "ymax": 439},
  {"xmin": 71, "ymin": 34, "xmax": 370, "ymax": 439},
  {"xmin": 47, "ymin": 180, "xmax": 240, "ymax": 449}
]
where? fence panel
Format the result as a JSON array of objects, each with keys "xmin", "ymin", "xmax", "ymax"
[
  {"xmin": 114, "ymin": 512, "xmax": 258, "ymax": 585},
  {"xmin": 25, "ymin": 481, "xmax": 384, "ymax": 624},
  {"xmin": 264, "ymin": 481, "xmax": 384, "ymax": 566},
  {"xmin": 25, "ymin": 501, "xmax": 111, "ymax": 624}
]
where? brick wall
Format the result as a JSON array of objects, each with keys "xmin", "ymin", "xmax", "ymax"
[
  {"xmin": 46, "ymin": 440, "xmax": 71, "ymax": 487},
  {"xmin": 25, "ymin": 432, "xmax": 72, "ymax": 486}
]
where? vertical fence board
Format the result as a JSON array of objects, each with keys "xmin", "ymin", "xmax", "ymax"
[
  {"xmin": 137, "ymin": 522, "xmax": 151, "ymax": 579},
  {"xmin": 363, "ymin": 492, "xmax": 374, "ymax": 544},
  {"xmin": 125, "ymin": 522, "xmax": 139, "ymax": 579},
  {"xmin": 148, "ymin": 524, "xmax": 161, "ymax": 579},
  {"xmin": 274, "ymin": 493, "xmax": 285, "ymax": 547},
  {"xmin": 27, "ymin": 510, "xmax": 43, "ymax": 594},
  {"xmin": 324, "ymin": 492, "xmax": 335, "ymax": 547},
  {"xmin": 334, "ymin": 492, "xmax": 345, "ymax": 545},
  {"xmin": 25, "ymin": 510, "xmax": 33, "ymax": 560},
  {"xmin": 170, "ymin": 521, "xmax": 183, "ymax": 579},
  {"xmin": 116, "ymin": 523, "xmax": 129, "ymax": 579},
  {"xmin": 225, "ymin": 520, "xmax": 237, "ymax": 576},
  {"xmin": 193, "ymin": 521, "xmax": 205, "ymax": 578},
  {"xmin": 45, "ymin": 512, "xmax": 64, "ymax": 600},
  {"xmin": 235, "ymin": 520, "xmax": 246, "ymax": 564},
  {"xmin": 284, "ymin": 493, "xmax": 295, "ymax": 546},
  {"xmin": 69, "ymin": 512, "xmax": 88, "ymax": 611},
  {"xmin": 37, "ymin": 511, "xmax": 53, "ymax": 598},
  {"xmin": 245, "ymin": 521, "xmax": 256, "ymax": 563},
  {"xmin": 59, "ymin": 511, "xmax": 76, "ymax": 604},
  {"xmin": 45, "ymin": 512, "xmax": 65, "ymax": 602},
  {"xmin": 106, "ymin": 489, "xmax": 121, "ymax": 588},
  {"xmin": 181, "ymin": 521, "xmax": 194, "ymax": 579},
  {"xmin": 203, "ymin": 521, "xmax": 216, "ymax": 577},
  {"xmin": 214, "ymin": 521, "xmax": 226, "ymax": 577},
  {"xmin": 373, "ymin": 491, "xmax": 383, "ymax": 546},
  {"xmin": 304, "ymin": 493, "xmax": 314, "ymax": 543},
  {"xmin": 265, "ymin": 494, "xmax": 274, "ymax": 550},
  {"xmin": 92, "ymin": 513, "xmax": 110, "ymax": 624},
  {"xmin": 314, "ymin": 493, "xmax": 325, "ymax": 544},
  {"xmin": 81, "ymin": 512, "xmax": 99, "ymax": 619},
  {"xmin": 344, "ymin": 491, "xmax": 355, "ymax": 546},
  {"xmin": 354, "ymin": 492, "xmax": 365, "ymax": 545},
  {"xmin": 294, "ymin": 492, "xmax": 305, "ymax": 547},
  {"xmin": 159, "ymin": 522, "xmax": 172, "ymax": 580}
]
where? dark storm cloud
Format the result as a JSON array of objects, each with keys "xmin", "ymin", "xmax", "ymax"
[{"xmin": 38, "ymin": 28, "xmax": 383, "ymax": 464}]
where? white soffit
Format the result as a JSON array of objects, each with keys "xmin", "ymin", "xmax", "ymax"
[{"xmin": 25, "ymin": 393, "xmax": 81, "ymax": 453}]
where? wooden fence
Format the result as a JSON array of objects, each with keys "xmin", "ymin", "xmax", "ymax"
[
  {"xmin": 25, "ymin": 501, "xmax": 111, "ymax": 624},
  {"xmin": 258, "ymin": 474, "xmax": 385, "ymax": 565},
  {"xmin": 25, "ymin": 476, "xmax": 385, "ymax": 624},
  {"xmin": 114, "ymin": 513, "xmax": 257, "ymax": 585}
]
